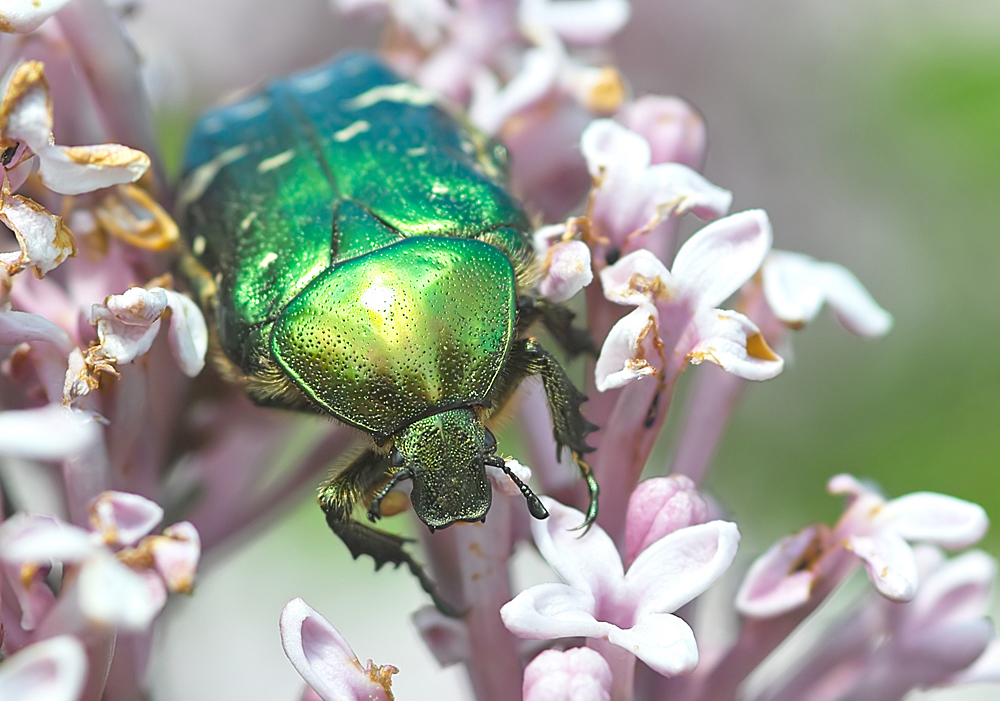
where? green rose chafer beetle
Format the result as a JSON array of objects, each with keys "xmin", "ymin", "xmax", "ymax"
[{"xmin": 176, "ymin": 53, "xmax": 598, "ymax": 613}]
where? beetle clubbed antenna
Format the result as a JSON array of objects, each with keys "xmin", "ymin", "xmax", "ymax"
[{"xmin": 485, "ymin": 455, "xmax": 549, "ymax": 520}]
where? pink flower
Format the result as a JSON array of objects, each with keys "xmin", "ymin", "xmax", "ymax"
[
  {"xmin": 581, "ymin": 119, "xmax": 731, "ymax": 266},
  {"xmin": 280, "ymin": 598, "xmax": 397, "ymax": 701},
  {"xmin": 595, "ymin": 210, "xmax": 783, "ymax": 392},
  {"xmin": 737, "ymin": 475, "xmax": 989, "ymax": 618},
  {"xmin": 533, "ymin": 223, "xmax": 594, "ymax": 302},
  {"xmin": 501, "ymin": 498, "xmax": 739, "ymax": 679},
  {"xmin": 0, "ymin": 491, "xmax": 200, "ymax": 637},
  {"xmin": 617, "ymin": 95, "xmax": 706, "ymax": 170},
  {"xmin": 523, "ymin": 647, "xmax": 613, "ymax": 701}
]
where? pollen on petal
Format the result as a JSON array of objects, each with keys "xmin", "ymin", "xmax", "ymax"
[{"xmin": 745, "ymin": 332, "xmax": 779, "ymax": 361}]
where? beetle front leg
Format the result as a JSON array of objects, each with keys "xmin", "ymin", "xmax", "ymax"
[
  {"xmin": 516, "ymin": 296, "xmax": 596, "ymax": 358},
  {"xmin": 500, "ymin": 338, "xmax": 600, "ymax": 528},
  {"xmin": 319, "ymin": 449, "xmax": 461, "ymax": 617}
]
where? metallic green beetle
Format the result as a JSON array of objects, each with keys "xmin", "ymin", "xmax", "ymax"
[{"xmin": 176, "ymin": 53, "xmax": 598, "ymax": 612}]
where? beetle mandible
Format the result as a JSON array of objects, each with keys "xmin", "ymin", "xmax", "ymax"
[{"xmin": 176, "ymin": 53, "xmax": 598, "ymax": 613}]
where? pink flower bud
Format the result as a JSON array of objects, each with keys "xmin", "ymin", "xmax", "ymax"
[
  {"xmin": 624, "ymin": 476, "xmax": 709, "ymax": 566},
  {"xmin": 523, "ymin": 648, "xmax": 612, "ymax": 701},
  {"xmin": 617, "ymin": 95, "xmax": 707, "ymax": 170}
]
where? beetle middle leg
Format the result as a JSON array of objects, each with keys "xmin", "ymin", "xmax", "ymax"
[
  {"xmin": 318, "ymin": 448, "xmax": 460, "ymax": 616},
  {"xmin": 493, "ymin": 338, "xmax": 600, "ymax": 528}
]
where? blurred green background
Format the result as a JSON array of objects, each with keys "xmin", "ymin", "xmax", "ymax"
[{"xmin": 135, "ymin": 1, "xmax": 1000, "ymax": 699}]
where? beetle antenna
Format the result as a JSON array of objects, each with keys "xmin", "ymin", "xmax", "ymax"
[
  {"xmin": 367, "ymin": 469, "xmax": 411, "ymax": 523},
  {"xmin": 486, "ymin": 456, "xmax": 549, "ymax": 520}
]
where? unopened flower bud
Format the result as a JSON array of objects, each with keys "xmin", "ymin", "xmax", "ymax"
[
  {"xmin": 624, "ymin": 475, "xmax": 708, "ymax": 566},
  {"xmin": 523, "ymin": 648, "xmax": 612, "ymax": 701},
  {"xmin": 618, "ymin": 95, "xmax": 706, "ymax": 169}
]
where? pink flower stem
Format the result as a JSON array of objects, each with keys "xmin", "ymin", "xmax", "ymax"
[
  {"xmin": 668, "ymin": 364, "xmax": 746, "ymax": 486},
  {"xmin": 683, "ymin": 549, "xmax": 857, "ymax": 701},
  {"xmin": 200, "ymin": 426, "xmax": 357, "ymax": 552},
  {"xmin": 449, "ymin": 499, "xmax": 522, "ymax": 701},
  {"xmin": 589, "ymin": 638, "xmax": 636, "ymax": 701},
  {"xmin": 61, "ymin": 441, "xmax": 111, "ymax": 527}
]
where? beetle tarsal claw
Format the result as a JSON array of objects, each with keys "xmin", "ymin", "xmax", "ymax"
[
  {"xmin": 487, "ymin": 455, "xmax": 549, "ymax": 520},
  {"xmin": 367, "ymin": 469, "xmax": 412, "ymax": 523}
]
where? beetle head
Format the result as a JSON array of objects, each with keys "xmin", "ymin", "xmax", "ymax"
[{"xmin": 393, "ymin": 408, "xmax": 492, "ymax": 530}]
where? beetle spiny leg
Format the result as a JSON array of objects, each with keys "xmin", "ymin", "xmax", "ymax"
[
  {"xmin": 367, "ymin": 469, "xmax": 412, "ymax": 523},
  {"xmin": 486, "ymin": 455, "xmax": 549, "ymax": 520},
  {"xmin": 569, "ymin": 453, "xmax": 599, "ymax": 535}
]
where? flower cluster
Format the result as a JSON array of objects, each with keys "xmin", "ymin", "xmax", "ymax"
[
  {"xmin": 0, "ymin": 2, "xmax": 994, "ymax": 701},
  {"xmin": 0, "ymin": 4, "xmax": 355, "ymax": 699}
]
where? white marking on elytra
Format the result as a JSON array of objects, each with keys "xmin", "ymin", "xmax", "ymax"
[
  {"xmin": 345, "ymin": 83, "xmax": 437, "ymax": 110},
  {"xmin": 229, "ymin": 95, "xmax": 272, "ymax": 121},
  {"xmin": 192, "ymin": 236, "xmax": 206, "ymax": 256},
  {"xmin": 292, "ymin": 68, "xmax": 335, "ymax": 93},
  {"xmin": 406, "ymin": 146, "xmax": 428, "ymax": 156},
  {"xmin": 240, "ymin": 211, "xmax": 259, "ymax": 233},
  {"xmin": 334, "ymin": 121, "xmax": 371, "ymax": 142},
  {"xmin": 259, "ymin": 252, "xmax": 278, "ymax": 269},
  {"xmin": 431, "ymin": 182, "xmax": 450, "ymax": 195},
  {"xmin": 257, "ymin": 149, "xmax": 295, "ymax": 173},
  {"xmin": 176, "ymin": 144, "xmax": 250, "ymax": 210}
]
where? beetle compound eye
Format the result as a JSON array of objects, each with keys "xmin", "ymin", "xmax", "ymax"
[
  {"xmin": 484, "ymin": 428, "xmax": 497, "ymax": 454},
  {"xmin": 390, "ymin": 447, "xmax": 404, "ymax": 467}
]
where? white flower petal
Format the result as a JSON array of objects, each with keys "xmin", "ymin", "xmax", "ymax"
[
  {"xmin": 0, "ymin": 512, "xmax": 95, "ymax": 564},
  {"xmin": 90, "ymin": 287, "xmax": 168, "ymax": 365},
  {"xmin": 532, "ymin": 498, "xmax": 624, "ymax": 596},
  {"xmin": 280, "ymin": 597, "xmax": 395, "ymax": 701},
  {"xmin": 848, "ymin": 532, "xmax": 919, "ymax": 601},
  {"xmin": 599, "ymin": 249, "xmax": 672, "ymax": 306},
  {"xmin": 581, "ymin": 119, "xmax": 650, "ymax": 178},
  {"xmin": 0, "ymin": 0, "xmax": 73, "ymax": 33},
  {"xmin": 878, "ymin": 492, "xmax": 988, "ymax": 549},
  {"xmin": 0, "ymin": 188, "xmax": 74, "ymax": 276},
  {"xmin": 952, "ymin": 639, "xmax": 1000, "ymax": 684},
  {"xmin": 735, "ymin": 526, "xmax": 824, "ymax": 618},
  {"xmin": 815, "ymin": 261, "xmax": 892, "ymax": 337},
  {"xmin": 160, "ymin": 289, "xmax": 208, "ymax": 376},
  {"xmin": 687, "ymin": 308, "xmax": 783, "ymax": 381},
  {"xmin": 908, "ymin": 550, "xmax": 996, "ymax": 628},
  {"xmin": 594, "ymin": 304, "xmax": 659, "ymax": 392},
  {"xmin": 762, "ymin": 251, "xmax": 892, "ymax": 337},
  {"xmin": 0, "ymin": 310, "xmax": 75, "ymax": 354},
  {"xmin": 625, "ymin": 520, "xmax": 740, "ymax": 618},
  {"xmin": 501, "ymin": 583, "xmax": 605, "ymax": 640},
  {"xmin": 0, "ymin": 635, "xmax": 87, "ymax": 701},
  {"xmin": 76, "ymin": 551, "xmax": 166, "ymax": 630},
  {"xmin": 672, "ymin": 210, "xmax": 772, "ymax": 309},
  {"xmin": 644, "ymin": 162, "xmax": 733, "ymax": 221},
  {"xmin": 1, "ymin": 61, "xmax": 52, "ymax": 151},
  {"xmin": 0, "ymin": 405, "xmax": 100, "ymax": 460},
  {"xmin": 606, "ymin": 613, "xmax": 698, "ymax": 677},
  {"xmin": 761, "ymin": 251, "xmax": 826, "ymax": 327},
  {"xmin": 89, "ymin": 491, "xmax": 163, "ymax": 546},
  {"xmin": 37, "ymin": 144, "xmax": 150, "ymax": 196},
  {"xmin": 520, "ymin": 0, "xmax": 630, "ymax": 45},
  {"xmin": 538, "ymin": 240, "xmax": 593, "ymax": 302},
  {"xmin": 468, "ymin": 49, "xmax": 559, "ymax": 134}
]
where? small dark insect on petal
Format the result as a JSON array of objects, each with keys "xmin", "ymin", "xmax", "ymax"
[
  {"xmin": 605, "ymin": 247, "xmax": 621, "ymax": 266},
  {"xmin": 1, "ymin": 143, "xmax": 20, "ymax": 167}
]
